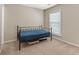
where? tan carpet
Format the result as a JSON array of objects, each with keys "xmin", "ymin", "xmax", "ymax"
[{"xmin": 1, "ymin": 38, "xmax": 79, "ymax": 55}]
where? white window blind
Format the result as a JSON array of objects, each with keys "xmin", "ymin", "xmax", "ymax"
[{"xmin": 49, "ymin": 11, "xmax": 61, "ymax": 36}]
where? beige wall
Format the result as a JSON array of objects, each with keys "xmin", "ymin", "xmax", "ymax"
[
  {"xmin": 4, "ymin": 4, "xmax": 44, "ymax": 42},
  {"xmin": 0, "ymin": 4, "xmax": 2, "ymax": 50},
  {"xmin": 61, "ymin": 4, "xmax": 79, "ymax": 45},
  {"xmin": 44, "ymin": 4, "xmax": 79, "ymax": 45},
  {"xmin": 16, "ymin": 5, "xmax": 44, "ymax": 26},
  {"xmin": 4, "ymin": 5, "xmax": 17, "ymax": 42}
]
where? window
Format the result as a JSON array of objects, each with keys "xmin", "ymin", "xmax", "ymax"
[{"xmin": 49, "ymin": 11, "xmax": 61, "ymax": 36}]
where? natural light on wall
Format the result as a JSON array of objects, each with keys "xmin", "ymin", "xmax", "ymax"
[{"xmin": 49, "ymin": 11, "xmax": 61, "ymax": 36}]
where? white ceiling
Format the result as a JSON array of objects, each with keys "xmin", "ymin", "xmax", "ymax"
[{"xmin": 23, "ymin": 4, "xmax": 56, "ymax": 10}]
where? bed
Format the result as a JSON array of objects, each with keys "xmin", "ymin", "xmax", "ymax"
[{"xmin": 17, "ymin": 26, "xmax": 52, "ymax": 50}]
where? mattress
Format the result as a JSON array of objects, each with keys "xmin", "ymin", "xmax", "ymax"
[{"xmin": 20, "ymin": 29, "xmax": 50, "ymax": 42}]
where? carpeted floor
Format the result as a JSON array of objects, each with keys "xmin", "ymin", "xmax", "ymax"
[{"xmin": 1, "ymin": 38, "xmax": 79, "ymax": 55}]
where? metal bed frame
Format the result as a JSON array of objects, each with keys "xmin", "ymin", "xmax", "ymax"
[{"xmin": 17, "ymin": 25, "xmax": 52, "ymax": 51}]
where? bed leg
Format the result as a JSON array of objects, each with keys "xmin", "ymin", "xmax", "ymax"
[
  {"xmin": 50, "ymin": 27, "xmax": 52, "ymax": 41},
  {"xmin": 19, "ymin": 39, "xmax": 21, "ymax": 51},
  {"xmin": 17, "ymin": 26, "xmax": 19, "ymax": 41},
  {"xmin": 50, "ymin": 34, "xmax": 52, "ymax": 41}
]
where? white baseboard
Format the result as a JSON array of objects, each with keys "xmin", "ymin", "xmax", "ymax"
[
  {"xmin": 52, "ymin": 36, "xmax": 79, "ymax": 48},
  {"xmin": 5, "ymin": 39, "xmax": 17, "ymax": 44}
]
